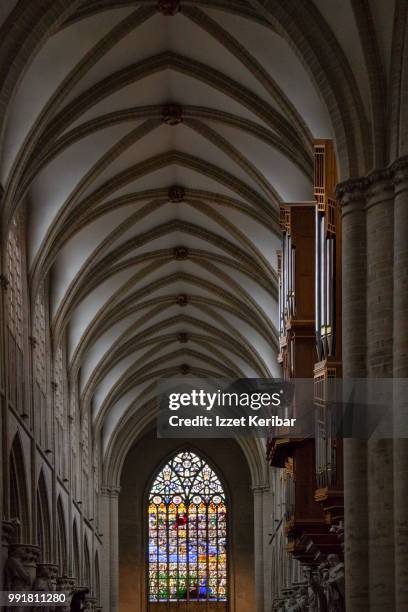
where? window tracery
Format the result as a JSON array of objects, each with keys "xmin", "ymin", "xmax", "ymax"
[{"xmin": 148, "ymin": 450, "xmax": 227, "ymax": 603}]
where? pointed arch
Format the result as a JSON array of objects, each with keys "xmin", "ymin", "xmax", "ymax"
[
  {"xmin": 9, "ymin": 432, "xmax": 30, "ymax": 542},
  {"xmin": 56, "ymin": 496, "xmax": 68, "ymax": 577},
  {"xmin": 147, "ymin": 449, "xmax": 228, "ymax": 604},
  {"xmin": 94, "ymin": 550, "xmax": 101, "ymax": 604},
  {"xmin": 36, "ymin": 469, "xmax": 52, "ymax": 563},
  {"xmin": 72, "ymin": 519, "xmax": 80, "ymax": 584},
  {"xmin": 83, "ymin": 535, "xmax": 91, "ymax": 589}
]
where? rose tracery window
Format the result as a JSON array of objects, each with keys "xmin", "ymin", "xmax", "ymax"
[{"xmin": 148, "ymin": 451, "xmax": 227, "ymax": 604}]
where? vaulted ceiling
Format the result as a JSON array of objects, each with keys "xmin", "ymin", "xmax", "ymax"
[{"xmin": 0, "ymin": 0, "xmax": 396, "ymax": 463}]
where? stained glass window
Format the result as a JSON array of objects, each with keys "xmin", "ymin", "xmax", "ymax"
[{"xmin": 148, "ymin": 451, "xmax": 227, "ymax": 603}]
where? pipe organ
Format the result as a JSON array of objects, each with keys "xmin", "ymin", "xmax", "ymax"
[{"xmin": 268, "ymin": 141, "xmax": 344, "ymax": 610}]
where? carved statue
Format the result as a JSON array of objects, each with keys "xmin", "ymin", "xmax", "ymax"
[
  {"xmin": 2, "ymin": 518, "xmax": 20, "ymax": 547},
  {"xmin": 4, "ymin": 546, "xmax": 32, "ymax": 590},
  {"xmin": 330, "ymin": 522, "xmax": 345, "ymax": 553},
  {"xmin": 296, "ymin": 586, "xmax": 309, "ymax": 611},
  {"xmin": 285, "ymin": 596, "xmax": 297, "ymax": 611},
  {"xmin": 303, "ymin": 566, "xmax": 328, "ymax": 612},
  {"xmin": 325, "ymin": 554, "xmax": 345, "ymax": 611}
]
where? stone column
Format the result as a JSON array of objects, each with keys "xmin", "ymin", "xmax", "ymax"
[
  {"xmin": 365, "ymin": 172, "xmax": 395, "ymax": 611},
  {"xmin": 337, "ymin": 180, "xmax": 368, "ymax": 611},
  {"xmin": 100, "ymin": 486, "xmax": 120, "ymax": 612},
  {"xmin": 253, "ymin": 485, "xmax": 268, "ymax": 612},
  {"xmin": 262, "ymin": 486, "xmax": 273, "ymax": 610},
  {"xmin": 393, "ymin": 156, "xmax": 408, "ymax": 609}
]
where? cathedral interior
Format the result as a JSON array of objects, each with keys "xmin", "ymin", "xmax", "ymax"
[{"xmin": 0, "ymin": 1, "xmax": 407, "ymax": 610}]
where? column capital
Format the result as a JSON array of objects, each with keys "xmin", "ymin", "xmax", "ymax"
[
  {"xmin": 57, "ymin": 575, "xmax": 76, "ymax": 592},
  {"xmin": 337, "ymin": 157, "xmax": 408, "ymax": 204},
  {"xmin": 391, "ymin": 155, "xmax": 408, "ymax": 188},
  {"xmin": 252, "ymin": 484, "xmax": 269, "ymax": 495},
  {"xmin": 100, "ymin": 484, "xmax": 121, "ymax": 497},
  {"xmin": 9, "ymin": 543, "xmax": 41, "ymax": 565},
  {"xmin": 365, "ymin": 167, "xmax": 394, "ymax": 204},
  {"xmin": 36, "ymin": 562, "xmax": 59, "ymax": 577},
  {"xmin": 336, "ymin": 177, "xmax": 366, "ymax": 207}
]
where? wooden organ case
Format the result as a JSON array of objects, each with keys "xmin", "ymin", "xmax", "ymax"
[
  {"xmin": 313, "ymin": 140, "xmax": 343, "ymax": 527},
  {"xmin": 267, "ymin": 140, "xmax": 343, "ymax": 569}
]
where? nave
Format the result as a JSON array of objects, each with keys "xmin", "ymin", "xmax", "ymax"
[{"xmin": 0, "ymin": 1, "xmax": 407, "ymax": 611}]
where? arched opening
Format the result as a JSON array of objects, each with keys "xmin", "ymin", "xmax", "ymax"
[
  {"xmin": 120, "ymin": 431, "xmax": 254, "ymax": 611},
  {"xmin": 83, "ymin": 536, "xmax": 91, "ymax": 589},
  {"xmin": 9, "ymin": 433, "xmax": 29, "ymax": 542},
  {"xmin": 94, "ymin": 551, "xmax": 101, "ymax": 605},
  {"xmin": 147, "ymin": 450, "xmax": 227, "ymax": 609},
  {"xmin": 56, "ymin": 497, "xmax": 68, "ymax": 577},
  {"xmin": 36, "ymin": 470, "xmax": 52, "ymax": 563},
  {"xmin": 72, "ymin": 520, "xmax": 80, "ymax": 585}
]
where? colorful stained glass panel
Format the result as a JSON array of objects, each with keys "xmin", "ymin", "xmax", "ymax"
[{"xmin": 148, "ymin": 451, "xmax": 227, "ymax": 602}]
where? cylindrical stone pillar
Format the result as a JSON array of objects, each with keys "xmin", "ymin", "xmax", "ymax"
[
  {"xmin": 253, "ymin": 485, "xmax": 265, "ymax": 612},
  {"xmin": 338, "ymin": 180, "xmax": 368, "ymax": 611},
  {"xmin": 109, "ymin": 487, "xmax": 120, "ymax": 612},
  {"xmin": 99, "ymin": 486, "xmax": 120, "ymax": 612},
  {"xmin": 393, "ymin": 157, "xmax": 408, "ymax": 610},
  {"xmin": 262, "ymin": 485, "xmax": 272, "ymax": 610},
  {"xmin": 365, "ymin": 172, "xmax": 395, "ymax": 611}
]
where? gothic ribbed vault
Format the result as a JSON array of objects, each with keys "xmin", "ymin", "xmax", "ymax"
[{"xmin": 0, "ymin": 0, "xmax": 397, "ymax": 480}]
